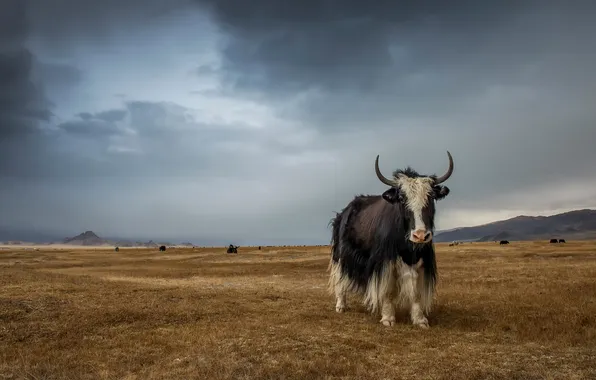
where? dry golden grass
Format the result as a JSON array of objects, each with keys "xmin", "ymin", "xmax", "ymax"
[{"xmin": 1, "ymin": 241, "xmax": 595, "ymax": 379}]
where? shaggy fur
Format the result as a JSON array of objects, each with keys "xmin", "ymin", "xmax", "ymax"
[{"xmin": 328, "ymin": 167, "xmax": 449, "ymax": 326}]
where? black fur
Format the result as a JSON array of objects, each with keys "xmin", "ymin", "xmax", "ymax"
[
  {"xmin": 499, "ymin": 240, "xmax": 510, "ymax": 245},
  {"xmin": 329, "ymin": 162, "xmax": 452, "ymax": 305},
  {"xmin": 330, "ymin": 194, "xmax": 438, "ymax": 295}
]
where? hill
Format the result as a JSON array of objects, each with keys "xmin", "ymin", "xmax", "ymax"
[
  {"xmin": 60, "ymin": 231, "xmax": 178, "ymax": 247},
  {"xmin": 63, "ymin": 231, "xmax": 111, "ymax": 246},
  {"xmin": 434, "ymin": 209, "xmax": 596, "ymax": 242}
]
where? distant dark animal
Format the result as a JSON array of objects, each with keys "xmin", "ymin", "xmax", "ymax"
[
  {"xmin": 549, "ymin": 239, "xmax": 558, "ymax": 244},
  {"xmin": 159, "ymin": 245, "xmax": 166, "ymax": 251},
  {"xmin": 499, "ymin": 240, "xmax": 509, "ymax": 245},
  {"xmin": 329, "ymin": 151, "xmax": 454, "ymax": 328},
  {"xmin": 258, "ymin": 246, "xmax": 262, "ymax": 250},
  {"xmin": 227, "ymin": 244, "xmax": 239, "ymax": 254},
  {"xmin": 114, "ymin": 247, "xmax": 119, "ymax": 252},
  {"xmin": 558, "ymin": 239, "xmax": 566, "ymax": 243}
]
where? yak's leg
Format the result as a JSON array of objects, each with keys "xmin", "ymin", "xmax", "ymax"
[
  {"xmin": 414, "ymin": 261, "xmax": 434, "ymax": 328},
  {"xmin": 398, "ymin": 260, "xmax": 429, "ymax": 329},
  {"xmin": 329, "ymin": 259, "xmax": 348, "ymax": 313},
  {"xmin": 374, "ymin": 263, "xmax": 398, "ymax": 327},
  {"xmin": 410, "ymin": 301, "xmax": 428, "ymax": 329},
  {"xmin": 334, "ymin": 282, "xmax": 347, "ymax": 313},
  {"xmin": 379, "ymin": 296, "xmax": 397, "ymax": 327},
  {"xmin": 411, "ymin": 261, "xmax": 430, "ymax": 329}
]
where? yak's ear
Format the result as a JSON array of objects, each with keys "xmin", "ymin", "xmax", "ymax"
[
  {"xmin": 433, "ymin": 185, "xmax": 450, "ymax": 200},
  {"xmin": 382, "ymin": 187, "xmax": 400, "ymax": 204}
]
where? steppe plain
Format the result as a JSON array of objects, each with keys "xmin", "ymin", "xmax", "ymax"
[{"xmin": 1, "ymin": 241, "xmax": 595, "ymax": 379}]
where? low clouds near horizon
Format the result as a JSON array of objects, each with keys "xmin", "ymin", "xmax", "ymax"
[{"xmin": 1, "ymin": 0, "xmax": 595, "ymax": 244}]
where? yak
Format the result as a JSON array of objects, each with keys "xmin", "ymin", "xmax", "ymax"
[
  {"xmin": 159, "ymin": 245, "xmax": 166, "ymax": 251},
  {"xmin": 328, "ymin": 151, "xmax": 454, "ymax": 329},
  {"xmin": 499, "ymin": 240, "xmax": 510, "ymax": 245},
  {"xmin": 549, "ymin": 239, "xmax": 558, "ymax": 244},
  {"xmin": 558, "ymin": 239, "xmax": 566, "ymax": 243},
  {"xmin": 227, "ymin": 244, "xmax": 239, "ymax": 254}
]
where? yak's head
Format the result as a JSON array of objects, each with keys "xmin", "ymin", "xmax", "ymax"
[{"xmin": 375, "ymin": 151, "xmax": 454, "ymax": 245}]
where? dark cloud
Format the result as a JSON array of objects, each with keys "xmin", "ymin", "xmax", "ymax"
[
  {"xmin": 94, "ymin": 109, "xmax": 127, "ymax": 122},
  {"xmin": 197, "ymin": 0, "xmax": 596, "ymax": 206},
  {"xmin": 35, "ymin": 62, "xmax": 83, "ymax": 88},
  {"xmin": 8, "ymin": 100, "xmax": 316, "ymax": 182},
  {"xmin": 24, "ymin": 0, "xmax": 193, "ymax": 52},
  {"xmin": 75, "ymin": 109, "xmax": 127, "ymax": 124},
  {"xmin": 77, "ymin": 112, "xmax": 93, "ymax": 121},
  {"xmin": 0, "ymin": 0, "xmax": 79, "ymax": 179},
  {"xmin": 0, "ymin": 0, "xmax": 54, "ymax": 147},
  {"xmin": 0, "ymin": 49, "xmax": 53, "ymax": 136},
  {"xmin": 0, "ymin": 0, "xmax": 27, "ymax": 48},
  {"xmin": 197, "ymin": 0, "xmax": 596, "ymax": 128},
  {"xmin": 198, "ymin": 0, "xmax": 537, "ymax": 95},
  {"xmin": 57, "ymin": 119, "xmax": 123, "ymax": 136}
]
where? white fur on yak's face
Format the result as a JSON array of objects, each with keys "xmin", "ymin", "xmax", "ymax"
[{"xmin": 394, "ymin": 174, "xmax": 435, "ymax": 244}]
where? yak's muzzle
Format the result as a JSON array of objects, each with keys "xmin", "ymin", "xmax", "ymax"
[{"xmin": 410, "ymin": 229, "xmax": 432, "ymax": 244}]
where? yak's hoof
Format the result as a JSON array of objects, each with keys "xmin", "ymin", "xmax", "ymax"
[
  {"xmin": 414, "ymin": 318, "xmax": 429, "ymax": 329},
  {"xmin": 380, "ymin": 316, "xmax": 396, "ymax": 327}
]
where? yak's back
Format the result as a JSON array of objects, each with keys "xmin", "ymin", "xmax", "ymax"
[{"xmin": 341, "ymin": 195, "xmax": 397, "ymax": 250}]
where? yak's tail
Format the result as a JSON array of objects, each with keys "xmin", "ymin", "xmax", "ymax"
[
  {"xmin": 327, "ymin": 211, "xmax": 344, "ymax": 296},
  {"xmin": 328, "ymin": 212, "xmax": 341, "ymax": 260}
]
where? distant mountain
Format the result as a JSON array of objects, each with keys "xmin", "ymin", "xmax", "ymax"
[
  {"xmin": 0, "ymin": 227, "xmax": 193, "ymax": 247},
  {"xmin": 434, "ymin": 209, "xmax": 596, "ymax": 242},
  {"xmin": 63, "ymin": 231, "xmax": 110, "ymax": 246}
]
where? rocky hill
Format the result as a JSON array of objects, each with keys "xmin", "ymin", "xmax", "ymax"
[
  {"xmin": 0, "ymin": 228, "xmax": 191, "ymax": 247},
  {"xmin": 63, "ymin": 231, "xmax": 110, "ymax": 246},
  {"xmin": 61, "ymin": 232, "xmax": 179, "ymax": 247},
  {"xmin": 434, "ymin": 209, "xmax": 596, "ymax": 242}
]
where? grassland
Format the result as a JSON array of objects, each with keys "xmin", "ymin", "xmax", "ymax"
[{"xmin": 1, "ymin": 241, "xmax": 595, "ymax": 379}]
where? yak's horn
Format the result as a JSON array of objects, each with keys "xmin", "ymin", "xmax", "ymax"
[
  {"xmin": 434, "ymin": 151, "xmax": 454, "ymax": 185},
  {"xmin": 375, "ymin": 155, "xmax": 395, "ymax": 187}
]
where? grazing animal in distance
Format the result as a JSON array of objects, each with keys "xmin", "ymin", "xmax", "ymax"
[
  {"xmin": 558, "ymin": 239, "xmax": 566, "ymax": 243},
  {"xmin": 159, "ymin": 245, "xmax": 166, "ymax": 251},
  {"xmin": 227, "ymin": 244, "xmax": 239, "ymax": 254},
  {"xmin": 499, "ymin": 240, "xmax": 510, "ymax": 245},
  {"xmin": 549, "ymin": 239, "xmax": 558, "ymax": 244},
  {"xmin": 328, "ymin": 151, "xmax": 454, "ymax": 328},
  {"xmin": 258, "ymin": 246, "xmax": 262, "ymax": 250},
  {"xmin": 114, "ymin": 247, "xmax": 119, "ymax": 252}
]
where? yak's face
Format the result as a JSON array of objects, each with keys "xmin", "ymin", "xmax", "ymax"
[
  {"xmin": 374, "ymin": 151, "xmax": 454, "ymax": 244},
  {"xmin": 381, "ymin": 173, "xmax": 450, "ymax": 244}
]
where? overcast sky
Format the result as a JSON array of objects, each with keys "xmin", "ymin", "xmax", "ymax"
[{"xmin": 1, "ymin": 0, "xmax": 595, "ymax": 245}]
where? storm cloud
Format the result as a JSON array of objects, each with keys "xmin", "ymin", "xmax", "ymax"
[{"xmin": 1, "ymin": 0, "xmax": 595, "ymax": 244}]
